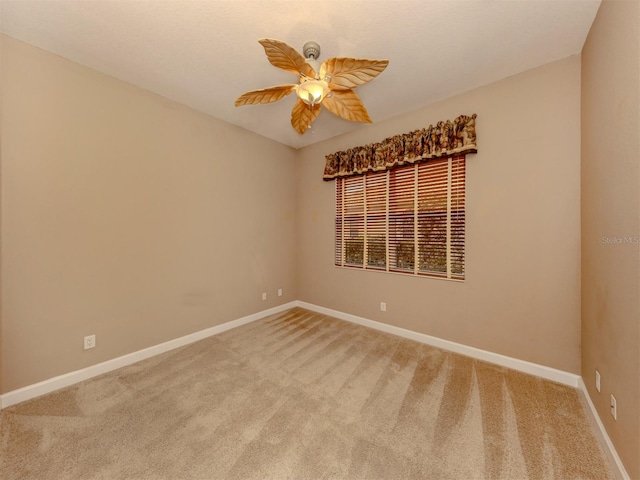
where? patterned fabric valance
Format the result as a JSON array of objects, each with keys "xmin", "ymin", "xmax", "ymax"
[{"xmin": 323, "ymin": 114, "xmax": 477, "ymax": 180}]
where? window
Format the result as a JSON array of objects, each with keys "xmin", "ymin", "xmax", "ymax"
[{"xmin": 335, "ymin": 156, "xmax": 465, "ymax": 280}]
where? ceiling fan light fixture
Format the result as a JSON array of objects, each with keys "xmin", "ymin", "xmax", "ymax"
[{"xmin": 296, "ymin": 78, "xmax": 329, "ymax": 106}]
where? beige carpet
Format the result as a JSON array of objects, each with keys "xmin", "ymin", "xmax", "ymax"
[{"xmin": 1, "ymin": 308, "xmax": 614, "ymax": 479}]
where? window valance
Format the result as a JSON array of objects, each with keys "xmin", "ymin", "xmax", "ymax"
[{"xmin": 323, "ymin": 113, "xmax": 477, "ymax": 180}]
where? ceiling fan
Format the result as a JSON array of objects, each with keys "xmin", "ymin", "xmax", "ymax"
[{"xmin": 234, "ymin": 39, "xmax": 389, "ymax": 134}]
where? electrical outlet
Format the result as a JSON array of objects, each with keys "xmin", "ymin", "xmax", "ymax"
[
  {"xmin": 610, "ymin": 394, "xmax": 617, "ymax": 420},
  {"xmin": 380, "ymin": 302, "xmax": 386, "ymax": 312},
  {"xmin": 278, "ymin": 288, "xmax": 283, "ymax": 297},
  {"xmin": 595, "ymin": 370, "xmax": 601, "ymax": 393},
  {"xmin": 84, "ymin": 334, "xmax": 96, "ymax": 350},
  {"xmin": 262, "ymin": 292, "xmax": 267, "ymax": 301}
]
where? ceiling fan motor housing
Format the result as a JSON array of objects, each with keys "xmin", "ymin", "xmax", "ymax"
[{"xmin": 302, "ymin": 41, "xmax": 321, "ymax": 59}]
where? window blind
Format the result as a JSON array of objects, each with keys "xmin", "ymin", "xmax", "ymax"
[
  {"xmin": 389, "ymin": 166, "xmax": 415, "ymax": 273},
  {"xmin": 343, "ymin": 175, "xmax": 364, "ymax": 266},
  {"xmin": 365, "ymin": 172, "xmax": 387, "ymax": 270},
  {"xmin": 335, "ymin": 156, "xmax": 465, "ymax": 280}
]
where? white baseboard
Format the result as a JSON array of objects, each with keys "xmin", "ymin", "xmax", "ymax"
[
  {"xmin": 0, "ymin": 301, "xmax": 297, "ymax": 409},
  {"xmin": 578, "ymin": 378, "xmax": 630, "ymax": 480},
  {"xmin": 295, "ymin": 301, "xmax": 581, "ymax": 387}
]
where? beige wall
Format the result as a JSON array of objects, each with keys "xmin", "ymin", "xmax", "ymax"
[
  {"xmin": 1, "ymin": 36, "xmax": 297, "ymax": 393},
  {"xmin": 296, "ymin": 56, "xmax": 582, "ymax": 374},
  {"xmin": 581, "ymin": 1, "xmax": 640, "ymax": 477}
]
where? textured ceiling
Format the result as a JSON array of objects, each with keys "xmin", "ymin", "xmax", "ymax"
[{"xmin": 1, "ymin": 0, "xmax": 601, "ymax": 149}]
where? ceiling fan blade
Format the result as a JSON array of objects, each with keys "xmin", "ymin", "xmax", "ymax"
[
  {"xmin": 322, "ymin": 89, "xmax": 372, "ymax": 123},
  {"xmin": 291, "ymin": 98, "xmax": 321, "ymax": 134},
  {"xmin": 234, "ymin": 84, "xmax": 297, "ymax": 106},
  {"xmin": 258, "ymin": 38, "xmax": 316, "ymax": 78},
  {"xmin": 320, "ymin": 58, "xmax": 389, "ymax": 90}
]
